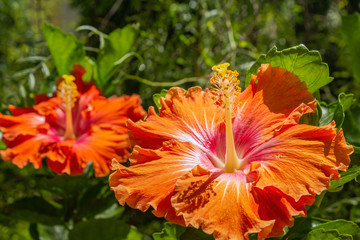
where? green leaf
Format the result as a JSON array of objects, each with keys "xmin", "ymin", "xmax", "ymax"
[
  {"xmin": 343, "ymin": 106, "xmax": 360, "ymax": 146},
  {"xmin": 94, "ymin": 203, "xmax": 125, "ymax": 219},
  {"xmin": 284, "ymin": 217, "xmax": 329, "ymax": 240},
  {"xmin": 310, "ymin": 220, "xmax": 360, "ymax": 239},
  {"xmin": 306, "ymin": 229, "xmax": 352, "ymax": 240},
  {"xmin": 248, "ymin": 233, "xmax": 259, "ymax": 240},
  {"xmin": 18, "ymin": 56, "xmax": 48, "ymax": 63},
  {"xmin": 313, "ymin": 191, "xmax": 327, "ymax": 207},
  {"xmin": 37, "ymin": 224, "xmax": 69, "ymax": 240},
  {"xmin": 38, "ymin": 174, "xmax": 89, "ymax": 198},
  {"xmin": 77, "ymin": 181, "xmax": 120, "ymax": 219},
  {"xmin": 354, "ymin": 145, "xmax": 360, "ymax": 154},
  {"xmin": 79, "ymin": 56, "xmax": 96, "ymax": 82},
  {"xmin": 97, "ymin": 26, "xmax": 136, "ymax": 86},
  {"xmin": 319, "ymin": 101, "xmax": 344, "ymax": 127},
  {"xmin": 285, "ymin": 218, "xmax": 360, "ymax": 240},
  {"xmin": 245, "ymin": 44, "xmax": 333, "ymax": 93},
  {"xmin": 319, "ymin": 93, "xmax": 354, "ymax": 128},
  {"xmin": 180, "ymin": 227, "xmax": 214, "ymax": 240},
  {"xmin": 0, "ymin": 217, "xmax": 33, "ymax": 240},
  {"xmin": 3, "ymin": 197, "xmax": 63, "ymax": 225},
  {"xmin": 153, "ymin": 222, "xmax": 186, "ymax": 240},
  {"xmin": 329, "ymin": 165, "xmax": 360, "ymax": 190},
  {"xmin": 68, "ymin": 218, "xmax": 142, "ymax": 240},
  {"xmin": 299, "ymin": 100, "xmax": 322, "ymax": 126},
  {"xmin": 342, "ymin": 13, "xmax": 360, "ymax": 82},
  {"xmin": 153, "ymin": 89, "xmax": 168, "ymax": 109},
  {"xmin": 43, "ymin": 23, "xmax": 85, "ymax": 75},
  {"xmin": 153, "ymin": 223, "xmax": 213, "ymax": 240},
  {"xmin": 339, "ymin": 93, "xmax": 355, "ymax": 112},
  {"xmin": 0, "ymin": 140, "xmax": 6, "ymax": 150},
  {"xmin": 350, "ymin": 204, "xmax": 360, "ymax": 223}
]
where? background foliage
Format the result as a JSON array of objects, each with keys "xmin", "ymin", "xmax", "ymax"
[{"xmin": 1, "ymin": 0, "xmax": 360, "ymax": 239}]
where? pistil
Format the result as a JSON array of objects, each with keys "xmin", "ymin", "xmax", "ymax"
[
  {"xmin": 57, "ymin": 75, "xmax": 79, "ymax": 139},
  {"xmin": 223, "ymin": 89, "xmax": 238, "ymax": 173}
]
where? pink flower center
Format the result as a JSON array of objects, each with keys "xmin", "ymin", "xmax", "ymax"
[{"xmin": 210, "ymin": 63, "xmax": 247, "ymax": 173}]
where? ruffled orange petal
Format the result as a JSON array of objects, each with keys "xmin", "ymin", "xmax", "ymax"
[
  {"xmin": 76, "ymin": 86, "xmax": 100, "ymax": 111},
  {"xmin": 1, "ymin": 134, "xmax": 53, "ymax": 168},
  {"xmin": 0, "ymin": 112, "xmax": 46, "ymax": 140},
  {"xmin": 89, "ymin": 94, "xmax": 145, "ymax": 127},
  {"xmin": 43, "ymin": 125, "xmax": 130, "ymax": 177},
  {"xmin": 253, "ymin": 186, "xmax": 314, "ymax": 238},
  {"xmin": 71, "ymin": 64, "xmax": 94, "ymax": 93},
  {"xmin": 33, "ymin": 98, "xmax": 67, "ymax": 133},
  {"xmin": 8, "ymin": 105, "xmax": 35, "ymax": 116},
  {"xmin": 171, "ymin": 165, "xmax": 275, "ymax": 240},
  {"xmin": 74, "ymin": 126, "xmax": 131, "ymax": 176},
  {"xmin": 34, "ymin": 97, "xmax": 62, "ymax": 116},
  {"xmin": 127, "ymin": 87, "xmax": 224, "ymax": 149},
  {"xmin": 109, "ymin": 141, "xmax": 205, "ymax": 225},
  {"xmin": 249, "ymin": 64, "xmax": 315, "ymax": 116},
  {"xmin": 232, "ymin": 65, "xmax": 317, "ymax": 149},
  {"xmin": 44, "ymin": 140, "xmax": 84, "ymax": 176},
  {"xmin": 251, "ymin": 123, "xmax": 353, "ymax": 201},
  {"xmin": 0, "ymin": 110, "xmax": 52, "ymax": 168}
]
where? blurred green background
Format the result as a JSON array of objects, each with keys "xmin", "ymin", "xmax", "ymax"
[
  {"xmin": 2, "ymin": 0, "xmax": 360, "ymax": 107},
  {"xmin": 1, "ymin": 0, "xmax": 360, "ymax": 239}
]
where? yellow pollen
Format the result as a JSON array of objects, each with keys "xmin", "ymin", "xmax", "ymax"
[
  {"xmin": 57, "ymin": 75, "xmax": 79, "ymax": 107},
  {"xmin": 57, "ymin": 75, "xmax": 79, "ymax": 139},
  {"xmin": 212, "ymin": 62, "xmax": 230, "ymax": 76},
  {"xmin": 210, "ymin": 63, "xmax": 246, "ymax": 173},
  {"xmin": 210, "ymin": 63, "xmax": 241, "ymax": 106}
]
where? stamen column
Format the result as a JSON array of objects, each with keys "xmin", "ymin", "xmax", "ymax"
[
  {"xmin": 223, "ymin": 89, "xmax": 238, "ymax": 173},
  {"xmin": 57, "ymin": 75, "xmax": 79, "ymax": 140},
  {"xmin": 210, "ymin": 63, "xmax": 246, "ymax": 173}
]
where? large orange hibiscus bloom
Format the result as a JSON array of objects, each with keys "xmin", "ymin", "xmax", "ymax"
[
  {"xmin": 109, "ymin": 63, "xmax": 353, "ymax": 239},
  {"xmin": 0, "ymin": 64, "xmax": 146, "ymax": 177}
]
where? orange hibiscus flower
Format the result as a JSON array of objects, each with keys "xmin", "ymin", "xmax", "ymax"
[
  {"xmin": 109, "ymin": 63, "xmax": 353, "ymax": 239},
  {"xmin": 0, "ymin": 64, "xmax": 146, "ymax": 177}
]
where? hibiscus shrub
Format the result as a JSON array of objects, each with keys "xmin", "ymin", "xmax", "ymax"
[{"xmin": 1, "ymin": 10, "xmax": 360, "ymax": 240}]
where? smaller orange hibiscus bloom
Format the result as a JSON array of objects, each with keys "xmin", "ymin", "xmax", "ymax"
[{"xmin": 0, "ymin": 64, "xmax": 146, "ymax": 176}]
